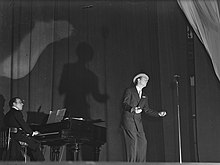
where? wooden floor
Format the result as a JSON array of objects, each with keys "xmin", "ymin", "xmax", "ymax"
[{"xmin": 0, "ymin": 162, "xmax": 219, "ymax": 165}]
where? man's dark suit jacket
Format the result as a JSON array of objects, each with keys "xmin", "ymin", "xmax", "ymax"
[
  {"xmin": 4, "ymin": 108, "xmax": 33, "ymax": 135},
  {"xmin": 121, "ymin": 86, "xmax": 160, "ymax": 132},
  {"xmin": 4, "ymin": 108, "xmax": 42, "ymax": 151},
  {"xmin": 4, "ymin": 108, "xmax": 45, "ymax": 161}
]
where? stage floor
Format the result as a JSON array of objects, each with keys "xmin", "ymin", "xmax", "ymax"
[{"xmin": 0, "ymin": 162, "xmax": 220, "ymax": 165}]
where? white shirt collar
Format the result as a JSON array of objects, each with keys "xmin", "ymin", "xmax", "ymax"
[
  {"xmin": 136, "ymin": 86, "xmax": 142, "ymax": 92},
  {"xmin": 12, "ymin": 106, "xmax": 19, "ymax": 110}
]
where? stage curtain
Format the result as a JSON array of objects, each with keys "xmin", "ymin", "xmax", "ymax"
[{"xmin": 177, "ymin": 0, "xmax": 220, "ymax": 81}]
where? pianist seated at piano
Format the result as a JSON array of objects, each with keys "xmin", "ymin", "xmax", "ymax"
[{"xmin": 4, "ymin": 97, "xmax": 45, "ymax": 161}]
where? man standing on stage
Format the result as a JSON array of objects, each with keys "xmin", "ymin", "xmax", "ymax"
[{"xmin": 121, "ymin": 73, "xmax": 166, "ymax": 162}]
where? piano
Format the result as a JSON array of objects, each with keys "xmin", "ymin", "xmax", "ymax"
[{"xmin": 30, "ymin": 118, "xmax": 106, "ymax": 161}]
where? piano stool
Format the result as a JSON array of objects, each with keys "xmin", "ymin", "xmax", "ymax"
[{"xmin": 19, "ymin": 141, "xmax": 28, "ymax": 163}]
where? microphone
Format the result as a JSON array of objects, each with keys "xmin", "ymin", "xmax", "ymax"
[
  {"xmin": 174, "ymin": 74, "xmax": 180, "ymax": 83},
  {"xmin": 174, "ymin": 74, "xmax": 180, "ymax": 78}
]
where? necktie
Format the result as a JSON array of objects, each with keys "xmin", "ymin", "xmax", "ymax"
[{"xmin": 138, "ymin": 90, "xmax": 142, "ymax": 98}]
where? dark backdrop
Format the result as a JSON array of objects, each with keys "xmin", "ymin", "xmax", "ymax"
[{"xmin": 0, "ymin": 0, "xmax": 219, "ymax": 162}]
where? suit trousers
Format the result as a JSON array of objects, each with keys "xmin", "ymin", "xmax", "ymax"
[
  {"xmin": 123, "ymin": 128, "xmax": 147, "ymax": 162},
  {"xmin": 10, "ymin": 132, "xmax": 45, "ymax": 161}
]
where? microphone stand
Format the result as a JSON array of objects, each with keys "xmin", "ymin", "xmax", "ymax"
[{"xmin": 174, "ymin": 75, "xmax": 182, "ymax": 164}]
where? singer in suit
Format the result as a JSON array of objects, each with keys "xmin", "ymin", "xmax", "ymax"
[
  {"xmin": 4, "ymin": 97, "xmax": 45, "ymax": 161},
  {"xmin": 121, "ymin": 73, "xmax": 166, "ymax": 162}
]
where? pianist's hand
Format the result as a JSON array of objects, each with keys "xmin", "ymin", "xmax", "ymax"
[{"xmin": 32, "ymin": 131, "xmax": 40, "ymax": 136}]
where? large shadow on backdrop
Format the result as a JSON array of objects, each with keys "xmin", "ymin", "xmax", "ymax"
[
  {"xmin": 59, "ymin": 42, "xmax": 108, "ymax": 160},
  {"xmin": 59, "ymin": 42, "xmax": 108, "ymax": 120}
]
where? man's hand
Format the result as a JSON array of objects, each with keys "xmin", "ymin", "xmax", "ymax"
[
  {"xmin": 32, "ymin": 131, "xmax": 40, "ymax": 136},
  {"xmin": 131, "ymin": 107, "xmax": 142, "ymax": 114},
  {"xmin": 135, "ymin": 108, "xmax": 142, "ymax": 114},
  {"xmin": 158, "ymin": 111, "xmax": 166, "ymax": 117}
]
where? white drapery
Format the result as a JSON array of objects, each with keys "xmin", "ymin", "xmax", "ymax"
[{"xmin": 177, "ymin": 0, "xmax": 220, "ymax": 81}]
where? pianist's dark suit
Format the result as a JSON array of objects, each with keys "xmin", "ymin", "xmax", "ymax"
[
  {"xmin": 121, "ymin": 86, "xmax": 160, "ymax": 162},
  {"xmin": 4, "ymin": 108, "xmax": 44, "ymax": 161}
]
